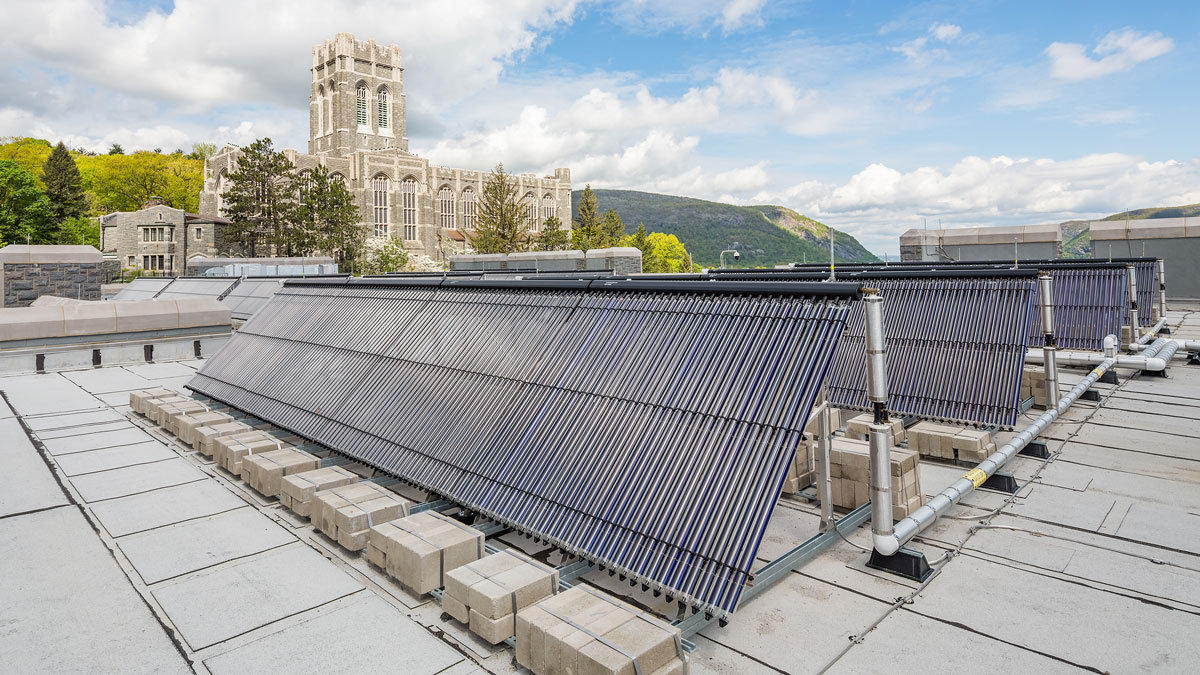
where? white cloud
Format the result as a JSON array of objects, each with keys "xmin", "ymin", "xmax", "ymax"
[
  {"xmin": 1045, "ymin": 29, "xmax": 1174, "ymax": 82},
  {"xmin": 892, "ymin": 22, "xmax": 963, "ymax": 65},
  {"xmin": 930, "ymin": 23, "xmax": 962, "ymax": 42},
  {"xmin": 606, "ymin": 0, "xmax": 766, "ymax": 34}
]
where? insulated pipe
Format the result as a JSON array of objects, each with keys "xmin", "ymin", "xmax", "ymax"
[
  {"xmin": 1158, "ymin": 259, "xmax": 1168, "ymax": 317},
  {"xmin": 1038, "ymin": 273, "xmax": 1060, "ymax": 408},
  {"xmin": 1131, "ymin": 338, "xmax": 1200, "ymax": 353},
  {"xmin": 1025, "ymin": 346, "xmax": 1170, "ymax": 372},
  {"xmin": 875, "ymin": 353, "xmax": 1118, "ymax": 556},
  {"xmin": 1126, "ymin": 264, "xmax": 1140, "ymax": 345},
  {"xmin": 862, "ymin": 293, "xmax": 895, "ymax": 552}
]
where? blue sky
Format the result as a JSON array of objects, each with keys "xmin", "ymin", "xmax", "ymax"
[{"xmin": 2, "ymin": 1, "xmax": 1198, "ymax": 254}]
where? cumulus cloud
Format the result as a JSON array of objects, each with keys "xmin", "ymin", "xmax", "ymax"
[
  {"xmin": 1045, "ymin": 29, "xmax": 1174, "ymax": 82},
  {"xmin": 892, "ymin": 22, "xmax": 963, "ymax": 65},
  {"xmin": 757, "ymin": 153, "xmax": 1200, "ymax": 254}
]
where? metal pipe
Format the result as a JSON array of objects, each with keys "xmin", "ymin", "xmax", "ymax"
[
  {"xmin": 1158, "ymin": 259, "xmax": 1168, "ymax": 317},
  {"xmin": 1130, "ymin": 337, "xmax": 1200, "ymax": 353},
  {"xmin": 816, "ymin": 386, "xmax": 834, "ymax": 532},
  {"xmin": 877, "ymin": 351, "xmax": 1118, "ymax": 556},
  {"xmin": 1126, "ymin": 264, "xmax": 1140, "ymax": 347},
  {"xmin": 1025, "ymin": 346, "xmax": 1170, "ymax": 372},
  {"xmin": 1038, "ymin": 273, "xmax": 1060, "ymax": 408},
  {"xmin": 862, "ymin": 293, "xmax": 894, "ymax": 553}
]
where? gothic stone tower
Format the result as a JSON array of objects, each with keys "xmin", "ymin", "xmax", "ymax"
[{"xmin": 309, "ymin": 33, "xmax": 408, "ymax": 157}]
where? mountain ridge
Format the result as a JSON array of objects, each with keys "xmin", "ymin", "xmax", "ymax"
[{"xmin": 570, "ymin": 188, "xmax": 878, "ymax": 267}]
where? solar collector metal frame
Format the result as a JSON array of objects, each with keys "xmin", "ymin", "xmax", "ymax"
[{"xmin": 189, "ymin": 276, "xmax": 860, "ymax": 617}]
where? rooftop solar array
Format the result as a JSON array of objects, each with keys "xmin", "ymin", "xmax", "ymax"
[
  {"xmin": 710, "ymin": 270, "xmax": 1037, "ymax": 428},
  {"xmin": 151, "ymin": 277, "xmax": 240, "ymax": 301},
  {"xmin": 111, "ymin": 277, "xmax": 172, "ymax": 301},
  {"xmin": 189, "ymin": 276, "xmax": 860, "ymax": 616}
]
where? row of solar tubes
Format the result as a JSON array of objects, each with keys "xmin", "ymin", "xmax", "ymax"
[{"xmin": 190, "ymin": 277, "xmax": 858, "ymax": 617}]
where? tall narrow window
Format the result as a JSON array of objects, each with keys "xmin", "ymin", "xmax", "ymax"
[
  {"xmin": 316, "ymin": 85, "xmax": 324, "ymax": 134},
  {"xmin": 524, "ymin": 192, "xmax": 538, "ymax": 232},
  {"xmin": 461, "ymin": 188, "xmax": 476, "ymax": 230},
  {"xmin": 542, "ymin": 194, "xmax": 556, "ymax": 221},
  {"xmin": 195, "ymin": 227, "xmax": 202, "ymax": 241},
  {"xmin": 439, "ymin": 186, "xmax": 455, "ymax": 228},
  {"xmin": 372, "ymin": 174, "xmax": 389, "ymax": 238},
  {"xmin": 356, "ymin": 85, "xmax": 368, "ymax": 127},
  {"xmin": 377, "ymin": 89, "xmax": 390, "ymax": 129},
  {"xmin": 401, "ymin": 177, "xmax": 417, "ymax": 240}
]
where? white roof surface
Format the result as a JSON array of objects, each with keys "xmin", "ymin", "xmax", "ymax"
[{"xmin": 2, "ymin": 306, "xmax": 1200, "ymax": 673}]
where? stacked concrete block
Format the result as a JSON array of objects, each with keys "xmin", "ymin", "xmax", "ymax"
[
  {"xmin": 313, "ymin": 482, "xmax": 412, "ymax": 551},
  {"xmin": 443, "ymin": 549, "xmax": 560, "ymax": 644},
  {"xmin": 213, "ymin": 430, "xmax": 288, "ymax": 473},
  {"xmin": 516, "ymin": 585, "xmax": 687, "ymax": 675},
  {"xmin": 829, "ymin": 437, "xmax": 923, "ymax": 519},
  {"xmin": 150, "ymin": 399, "xmax": 209, "ymax": 426},
  {"xmin": 129, "ymin": 388, "xmax": 175, "ymax": 414},
  {"xmin": 907, "ymin": 422, "xmax": 995, "ymax": 462},
  {"xmin": 367, "ymin": 510, "xmax": 486, "ymax": 594},
  {"xmin": 192, "ymin": 421, "xmax": 255, "ymax": 455},
  {"xmin": 781, "ymin": 405, "xmax": 846, "ymax": 495},
  {"xmin": 243, "ymin": 447, "xmax": 320, "ymax": 497},
  {"xmin": 279, "ymin": 466, "xmax": 358, "ymax": 518},
  {"xmin": 844, "ymin": 414, "xmax": 906, "ymax": 445},
  {"xmin": 171, "ymin": 410, "xmax": 233, "ymax": 445},
  {"xmin": 1020, "ymin": 366, "xmax": 1048, "ymax": 408}
]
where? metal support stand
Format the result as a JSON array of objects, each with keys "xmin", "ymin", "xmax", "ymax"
[
  {"xmin": 1097, "ymin": 369, "xmax": 1118, "ymax": 385},
  {"xmin": 1019, "ymin": 440, "xmax": 1051, "ymax": 459},
  {"xmin": 980, "ymin": 471, "xmax": 1019, "ymax": 494},
  {"xmin": 866, "ymin": 546, "xmax": 932, "ymax": 582}
]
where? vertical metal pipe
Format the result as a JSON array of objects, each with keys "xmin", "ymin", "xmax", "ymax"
[
  {"xmin": 816, "ymin": 386, "xmax": 834, "ymax": 533},
  {"xmin": 1126, "ymin": 264, "xmax": 1140, "ymax": 346},
  {"xmin": 1158, "ymin": 258, "xmax": 1168, "ymax": 318},
  {"xmin": 863, "ymin": 293, "xmax": 894, "ymax": 550},
  {"xmin": 1038, "ymin": 273, "xmax": 1060, "ymax": 408}
]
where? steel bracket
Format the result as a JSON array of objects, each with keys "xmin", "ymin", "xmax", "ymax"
[
  {"xmin": 1019, "ymin": 440, "xmax": 1051, "ymax": 460},
  {"xmin": 866, "ymin": 547, "xmax": 933, "ymax": 582},
  {"xmin": 980, "ymin": 471, "xmax": 1019, "ymax": 494}
]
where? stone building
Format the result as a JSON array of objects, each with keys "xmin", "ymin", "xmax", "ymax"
[
  {"xmin": 99, "ymin": 197, "xmax": 230, "ymax": 275},
  {"xmin": 0, "ymin": 245, "xmax": 104, "ymax": 307},
  {"xmin": 198, "ymin": 33, "xmax": 572, "ymax": 262}
]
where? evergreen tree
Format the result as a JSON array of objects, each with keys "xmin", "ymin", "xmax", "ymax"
[
  {"xmin": 534, "ymin": 215, "xmax": 570, "ymax": 251},
  {"xmin": 469, "ymin": 163, "xmax": 527, "ymax": 254},
  {"xmin": 0, "ymin": 160, "xmax": 55, "ymax": 244},
  {"xmin": 598, "ymin": 208, "xmax": 625, "ymax": 248},
  {"xmin": 41, "ymin": 142, "xmax": 89, "ymax": 225},
  {"xmin": 220, "ymin": 138, "xmax": 299, "ymax": 257},
  {"xmin": 298, "ymin": 165, "xmax": 365, "ymax": 266},
  {"xmin": 108, "ymin": 143, "xmax": 124, "ymax": 155},
  {"xmin": 572, "ymin": 184, "xmax": 600, "ymax": 251},
  {"xmin": 625, "ymin": 221, "xmax": 650, "ymax": 259}
]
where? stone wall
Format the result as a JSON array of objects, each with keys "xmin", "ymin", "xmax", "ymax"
[{"xmin": 3, "ymin": 263, "xmax": 103, "ymax": 307}]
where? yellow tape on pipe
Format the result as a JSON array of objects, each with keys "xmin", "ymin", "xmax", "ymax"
[{"xmin": 964, "ymin": 468, "xmax": 987, "ymax": 488}]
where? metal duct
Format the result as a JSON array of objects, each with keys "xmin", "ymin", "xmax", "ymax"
[{"xmin": 188, "ymin": 276, "xmax": 860, "ymax": 618}]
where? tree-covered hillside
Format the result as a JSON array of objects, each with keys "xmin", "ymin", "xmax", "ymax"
[
  {"xmin": 571, "ymin": 189, "xmax": 877, "ymax": 267},
  {"xmin": 1059, "ymin": 203, "xmax": 1200, "ymax": 258}
]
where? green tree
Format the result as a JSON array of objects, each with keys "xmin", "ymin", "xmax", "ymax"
[
  {"xmin": 219, "ymin": 138, "xmax": 298, "ymax": 257},
  {"xmin": 58, "ymin": 216, "xmax": 100, "ymax": 247},
  {"xmin": 108, "ymin": 143, "xmax": 124, "ymax": 155},
  {"xmin": 42, "ymin": 142, "xmax": 89, "ymax": 224},
  {"xmin": 469, "ymin": 162, "xmax": 528, "ymax": 254},
  {"xmin": 620, "ymin": 221, "xmax": 651, "ymax": 259},
  {"xmin": 572, "ymin": 184, "xmax": 601, "ymax": 251},
  {"xmin": 298, "ymin": 165, "xmax": 365, "ymax": 265},
  {"xmin": 189, "ymin": 142, "xmax": 218, "ymax": 162},
  {"xmin": 0, "ymin": 137, "xmax": 53, "ymax": 178},
  {"xmin": 359, "ymin": 236, "xmax": 410, "ymax": 275},
  {"xmin": 642, "ymin": 232, "xmax": 692, "ymax": 273},
  {"xmin": 534, "ymin": 215, "xmax": 571, "ymax": 251},
  {"xmin": 598, "ymin": 208, "xmax": 625, "ymax": 248},
  {"xmin": 0, "ymin": 160, "xmax": 55, "ymax": 244}
]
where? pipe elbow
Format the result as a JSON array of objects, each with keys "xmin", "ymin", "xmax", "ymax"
[{"xmin": 873, "ymin": 534, "xmax": 900, "ymax": 556}]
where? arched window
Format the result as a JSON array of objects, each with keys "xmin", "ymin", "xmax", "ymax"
[
  {"xmin": 215, "ymin": 170, "xmax": 228, "ymax": 215},
  {"xmin": 461, "ymin": 187, "xmax": 476, "ymax": 230},
  {"xmin": 356, "ymin": 85, "xmax": 369, "ymax": 127},
  {"xmin": 542, "ymin": 194, "xmax": 556, "ymax": 221},
  {"xmin": 377, "ymin": 88, "xmax": 390, "ymax": 129},
  {"xmin": 438, "ymin": 186, "xmax": 455, "ymax": 228},
  {"xmin": 330, "ymin": 172, "xmax": 346, "ymax": 184},
  {"xmin": 401, "ymin": 177, "xmax": 418, "ymax": 240},
  {"xmin": 326, "ymin": 81, "xmax": 335, "ymax": 133},
  {"xmin": 372, "ymin": 174, "xmax": 389, "ymax": 238},
  {"xmin": 316, "ymin": 86, "xmax": 324, "ymax": 135},
  {"xmin": 523, "ymin": 192, "xmax": 538, "ymax": 232}
]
